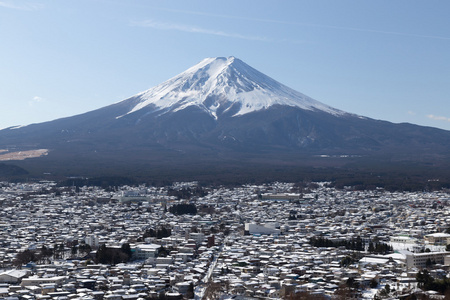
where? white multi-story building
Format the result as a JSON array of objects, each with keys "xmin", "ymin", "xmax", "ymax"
[
  {"xmin": 245, "ymin": 223, "xmax": 280, "ymax": 235},
  {"xmin": 405, "ymin": 251, "xmax": 449, "ymax": 268},
  {"xmin": 424, "ymin": 233, "xmax": 450, "ymax": 245},
  {"xmin": 85, "ymin": 235, "xmax": 99, "ymax": 248},
  {"xmin": 132, "ymin": 244, "xmax": 160, "ymax": 261},
  {"xmin": 189, "ymin": 232, "xmax": 205, "ymax": 244}
]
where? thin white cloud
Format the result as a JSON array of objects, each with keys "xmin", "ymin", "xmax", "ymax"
[
  {"xmin": 0, "ymin": 1, "xmax": 42, "ymax": 10},
  {"xmin": 152, "ymin": 7, "xmax": 450, "ymax": 41},
  {"xmin": 427, "ymin": 114, "xmax": 450, "ymax": 122},
  {"xmin": 131, "ymin": 20, "xmax": 270, "ymax": 42},
  {"xmin": 407, "ymin": 111, "xmax": 416, "ymax": 116},
  {"xmin": 28, "ymin": 96, "xmax": 44, "ymax": 106}
]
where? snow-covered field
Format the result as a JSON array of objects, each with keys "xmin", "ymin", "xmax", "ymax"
[{"xmin": 0, "ymin": 149, "xmax": 48, "ymax": 161}]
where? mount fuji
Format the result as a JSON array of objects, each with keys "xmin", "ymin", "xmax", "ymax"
[
  {"xmin": 1, "ymin": 56, "xmax": 450, "ymax": 180},
  {"xmin": 121, "ymin": 56, "xmax": 344, "ymax": 119}
]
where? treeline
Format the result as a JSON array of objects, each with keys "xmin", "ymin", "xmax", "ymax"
[
  {"xmin": 14, "ymin": 246, "xmax": 54, "ymax": 266},
  {"xmin": 327, "ymin": 163, "xmax": 450, "ymax": 192},
  {"xmin": 141, "ymin": 225, "xmax": 172, "ymax": 240},
  {"xmin": 95, "ymin": 243, "xmax": 132, "ymax": 265},
  {"xmin": 167, "ymin": 187, "xmax": 208, "ymax": 199},
  {"xmin": 169, "ymin": 203, "xmax": 197, "ymax": 215},
  {"xmin": 416, "ymin": 270, "xmax": 450, "ymax": 294},
  {"xmin": 13, "ymin": 243, "xmax": 92, "ymax": 266},
  {"xmin": 9, "ymin": 156, "xmax": 450, "ymax": 192},
  {"xmin": 310, "ymin": 236, "xmax": 365, "ymax": 251},
  {"xmin": 59, "ymin": 176, "xmax": 137, "ymax": 189},
  {"xmin": 309, "ymin": 236, "xmax": 393, "ymax": 254},
  {"xmin": 367, "ymin": 242, "xmax": 393, "ymax": 254},
  {"xmin": 331, "ymin": 177, "xmax": 450, "ymax": 192}
]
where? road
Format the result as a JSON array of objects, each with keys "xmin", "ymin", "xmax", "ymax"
[{"xmin": 194, "ymin": 237, "xmax": 228, "ymax": 299}]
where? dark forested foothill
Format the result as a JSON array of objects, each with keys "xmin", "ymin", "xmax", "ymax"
[{"xmin": 0, "ymin": 163, "xmax": 28, "ymax": 177}]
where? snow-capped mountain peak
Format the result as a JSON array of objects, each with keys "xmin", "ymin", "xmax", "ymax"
[{"xmin": 123, "ymin": 56, "xmax": 345, "ymax": 119}]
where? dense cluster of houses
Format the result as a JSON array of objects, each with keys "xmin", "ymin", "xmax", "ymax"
[{"xmin": 1, "ymin": 180, "xmax": 450, "ymax": 299}]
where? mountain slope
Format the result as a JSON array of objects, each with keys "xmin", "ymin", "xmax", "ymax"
[
  {"xmin": 122, "ymin": 56, "xmax": 345, "ymax": 119},
  {"xmin": 0, "ymin": 56, "xmax": 449, "ymax": 179}
]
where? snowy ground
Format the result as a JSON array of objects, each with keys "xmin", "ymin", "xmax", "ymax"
[
  {"xmin": 390, "ymin": 241, "xmax": 446, "ymax": 252},
  {"xmin": 0, "ymin": 149, "xmax": 48, "ymax": 161}
]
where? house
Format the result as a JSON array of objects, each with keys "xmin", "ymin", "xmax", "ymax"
[
  {"xmin": 0, "ymin": 287, "xmax": 9, "ymax": 297},
  {"xmin": 424, "ymin": 233, "xmax": 450, "ymax": 245},
  {"xmin": 21, "ymin": 276, "xmax": 66, "ymax": 287},
  {"xmin": 0, "ymin": 270, "xmax": 29, "ymax": 283}
]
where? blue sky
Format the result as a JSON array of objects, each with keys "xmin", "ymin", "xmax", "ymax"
[{"xmin": 1, "ymin": 0, "xmax": 449, "ymax": 130}]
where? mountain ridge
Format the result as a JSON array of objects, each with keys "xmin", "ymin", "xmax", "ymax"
[{"xmin": 0, "ymin": 56, "xmax": 449, "ymax": 181}]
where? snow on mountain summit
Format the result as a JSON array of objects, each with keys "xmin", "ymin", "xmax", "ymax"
[{"xmin": 123, "ymin": 56, "xmax": 345, "ymax": 119}]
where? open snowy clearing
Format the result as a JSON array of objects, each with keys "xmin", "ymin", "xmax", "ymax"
[{"xmin": 0, "ymin": 149, "xmax": 49, "ymax": 161}]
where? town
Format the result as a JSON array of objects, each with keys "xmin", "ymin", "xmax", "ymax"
[{"xmin": 1, "ymin": 180, "xmax": 450, "ymax": 300}]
